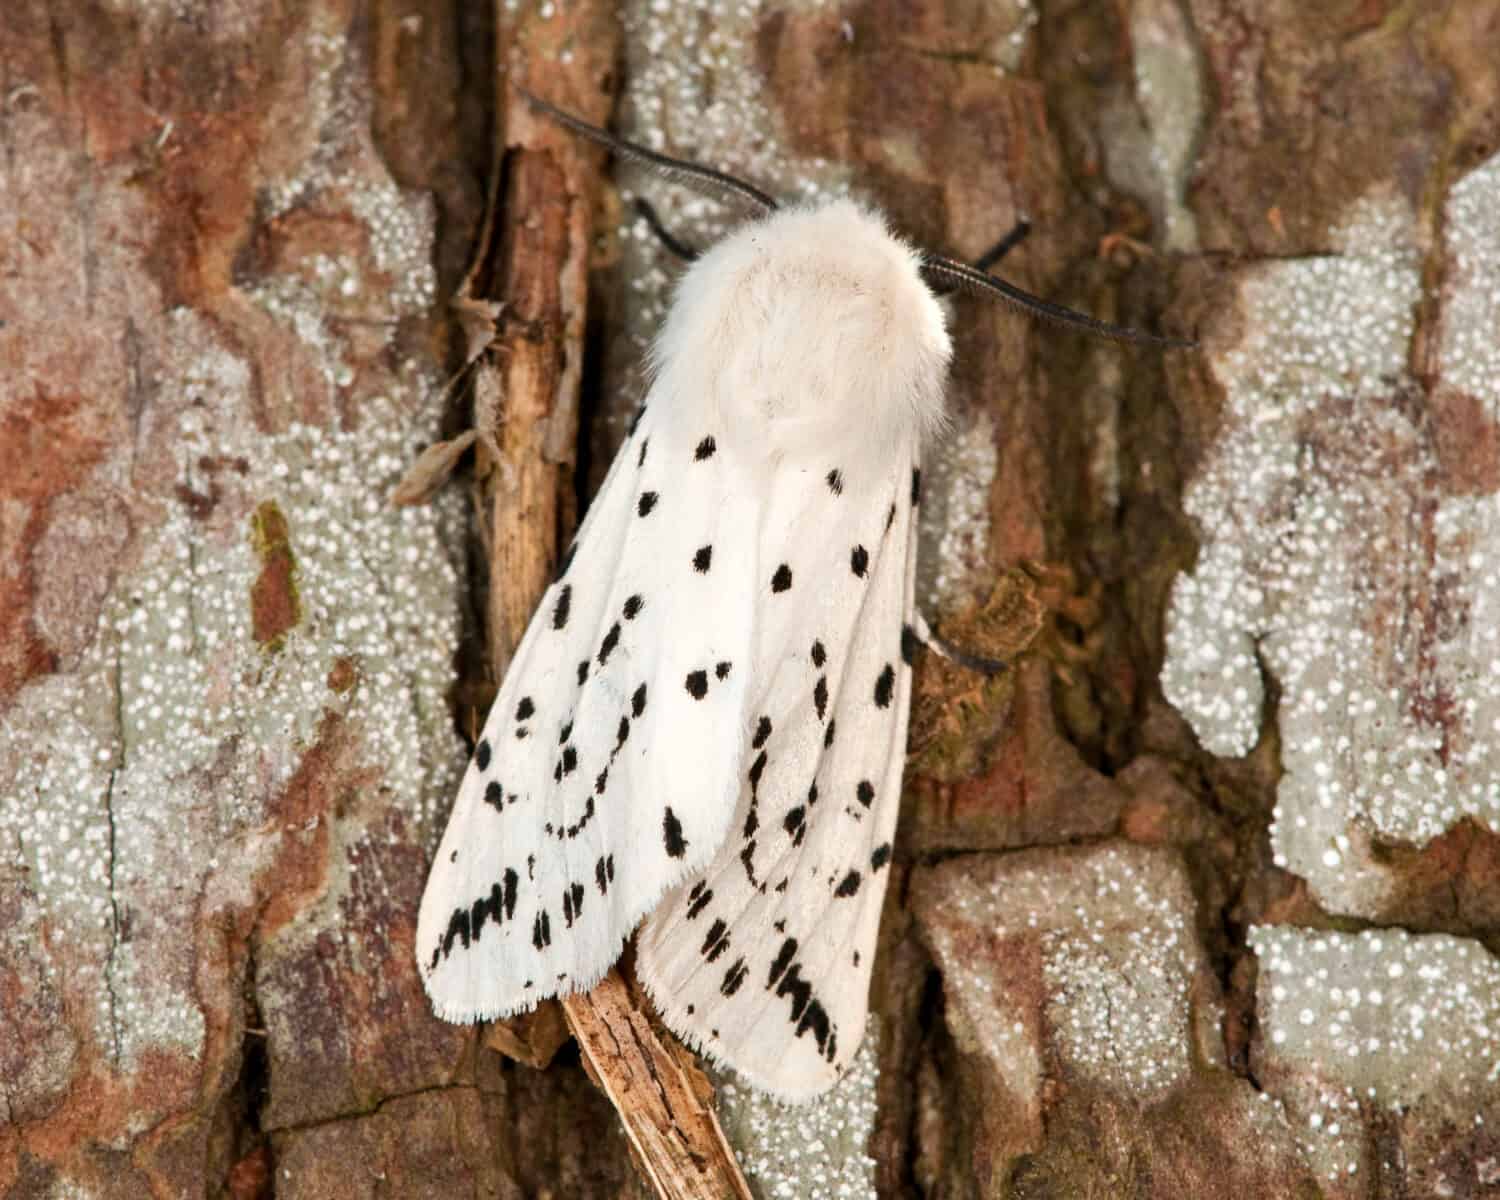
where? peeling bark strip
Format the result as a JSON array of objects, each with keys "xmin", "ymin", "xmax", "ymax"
[
  {"xmin": 563, "ymin": 979, "xmax": 755, "ymax": 1200},
  {"xmin": 467, "ymin": 13, "xmax": 752, "ymax": 1196}
]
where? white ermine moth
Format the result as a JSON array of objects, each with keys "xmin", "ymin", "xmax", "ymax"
[{"xmin": 417, "ymin": 92, "xmax": 1185, "ymax": 1099}]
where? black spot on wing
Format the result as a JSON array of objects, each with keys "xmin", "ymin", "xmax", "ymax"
[
  {"xmin": 740, "ymin": 839, "xmax": 759, "ymax": 885},
  {"xmin": 475, "ymin": 739, "xmax": 491, "ymax": 771},
  {"xmin": 767, "ymin": 937, "xmax": 797, "ymax": 987},
  {"xmin": 886, "ymin": 502, "xmax": 896, "ymax": 531},
  {"xmin": 558, "ymin": 721, "xmax": 572, "ymax": 745},
  {"xmin": 553, "ymin": 585, "xmax": 572, "ymax": 630},
  {"xmin": 810, "ymin": 640, "xmax": 826, "ymax": 668},
  {"xmin": 686, "ymin": 881, "xmax": 713, "ymax": 919},
  {"xmin": 456, "ymin": 868, "xmax": 518, "ymax": 959},
  {"xmin": 874, "ymin": 663, "xmax": 895, "ymax": 708},
  {"xmin": 598, "ymin": 622, "xmax": 621, "ymax": 665},
  {"xmin": 694, "ymin": 435, "xmax": 717, "ymax": 460},
  {"xmin": 715, "ymin": 660, "xmax": 732, "ymax": 680},
  {"xmin": 623, "ymin": 594, "xmax": 643, "ymax": 620},
  {"xmin": 561, "ymin": 881, "xmax": 585, "ymax": 927},
  {"xmin": 826, "ymin": 468, "xmax": 843, "ymax": 495},
  {"xmin": 632, "ymin": 683, "xmax": 647, "ymax": 717},
  {"xmin": 752, "ymin": 716, "xmax": 772, "ymax": 749},
  {"xmin": 561, "ymin": 795, "xmax": 597, "ymax": 840},
  {"xmin": 823, "ymin": 718, "xmax": 836, "ymax": 749},
  {"xmin": 638, "ymin": 437, "xmax": 649, "ymax": 467},
  {"xmin": 748, "ymin": 750, "xmax": 767, "ymax": 792},
  {"xmin": 531, "ymin": 909, "xmax": 552, "ymax": 949},
  {"xmin": 577, "ymin": 660, "xmax": 589, "ymax": 685},
  {"xmin": 851, "ymin": 545, "xmax": 869, "ymax": 577},
  {"xmin": 872, "ymin": 843, "xmax": 892, "ymax": 870},
  {"xmin": 516, "ymin": 697, "xmax": 535, "ymax": 721},
  {"xmin": 857, "ymin": 780, "xmax": 875, "ymax": 808},
  {"xmin": 911, "ymin": 467, "xmax": 922, "ymax": 506},
  {"xmin": 484, "ymin": 780, "xmax": 503, "ymax": 811},
  {"xmin": 721, "ymin": 957, "xmax": 749, "ymax": 996},
  {"xmin": 595, "ymin": 854, "xmax": 615, "ymax": 895},
  {"xmin": 685, "ymin": 670, "xmax": 708, "ymax": 700},
  {"xmin": 638, "ymin": 491, "xmax": 659, "ymax": 517},
  {"xmin": 701, "ymin": 918, "xmax": 730, "ymax": 962},
  {"xmin": 764, "ymin": 937, "xmax": 836, "ymax": 1061},
  {"xmin": 771, "ymin": 563, "xmax": 793, "ymax": 593},
  {"xmin": 901, "ymin": 623, "xmax": 918, "ymax": 666},
  {"xmin": 783, "ymin": 805, "xmax": 806, "ymax": 846},
  {"xmin": 435, "ymin": 906, "xmax": 469, "ymax": 967},
  {"xmin": 834, "ymin": 870, "xmax": 862, "ymax": 898},
  {"xmin": 662, "ymin": 807, "xmax": 688, "ymax": 857},
  {"xmin": 814, "ymin": 676, "xmax": 829, "ymax": 720},
  {"xmin": 693, "ymin": 545, "xmax": 713, "ymax": 572}
]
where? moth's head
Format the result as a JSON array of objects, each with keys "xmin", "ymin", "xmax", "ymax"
[
  {"xmin": 517, "ymin": 92, "xmax": 1192, "ymax": 461},
  {"xmin": 654, "ymin": 199, "xmax": 952, "ymax": 459}
]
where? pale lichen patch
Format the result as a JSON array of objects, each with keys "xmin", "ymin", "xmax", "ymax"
[
  {"xmin": 0, "ymin": 23, "xmax": 461, "ymax": 1085},
  {"xmin": 715, "ymin": 1015, "xmax": 880, "ymax": 1200},
  {"xmin": 916, "ymin": 843, "xmax": 1212, "ymax": 1103},
  {"xmin": 1436, "ymin": 154, "xmax": 1500, "ymax": 417},
  {"xmin": 1161, "ymin": 167, "xmax": 1500, "ymax": 916},
  {"xmin": 1251, "ymin": 925, "xmax": 1500, "ymax": 1185}
]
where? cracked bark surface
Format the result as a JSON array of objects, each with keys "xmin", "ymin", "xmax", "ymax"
[{"xmin": 4, "ymin": 0, "xmax": 1500, "ymax": 1198}]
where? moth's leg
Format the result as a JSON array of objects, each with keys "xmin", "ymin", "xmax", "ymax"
[
  {"xmin": 634, "ymin": 198, "xmax": 701, "ymax": 263},
  {"xmin": 911, "ymin": 612, "xmax": 1006, "ymax": 677},
  {"xmin": 969, "ymin": 219, "xmax": 1031, "ymax": 272}
]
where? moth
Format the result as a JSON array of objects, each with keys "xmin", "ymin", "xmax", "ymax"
[{"xmin": 417, "ymin": 91, "xmax": 1185, "ymax": 1099}]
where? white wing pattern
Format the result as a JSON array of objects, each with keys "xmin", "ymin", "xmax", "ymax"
[
  {"xmin": 417, "ymin": 196, "xmax": 953, "ymax": 1099},
  {"xmin": 418, "ymin": 404, "xmax": 759, "ymax": 1017},
  {"xmin": 636, "ymin": 449, "xmax": 922, "ymax": 1099}
]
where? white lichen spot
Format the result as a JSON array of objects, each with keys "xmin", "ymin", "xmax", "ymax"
[
  {"xmin": 716, "ymin": 1016, "xmax": 880, "ymax": 1200},
  {"xmin": 920, "ymin": 407, "xmax": 998, "ymax": 606},
  {"xmin": 919, "ymin": 844, "xmax": 1206, "ymax": 1103},
  {"xmin": 1436, "ymin": 154, "xmax": 1500, "ymax": 415},
  {"xmin": 1123, "ymin": 0, "xmax": 1203, "ymax": 254},
  {"xmin": 1163, "ymin": 163, "xmax": 1500, "ymax": 917},
  {"xmin": 1251, "ymin": 926, "xmax": 1500, "ymax": 1181},
  {"xmin": 0, "ymin": 371, "xmax": 465, "ymax": 1068},
  {"xmin": 0, "ymin": 22, "xmax": 461, "ymax": 1071}
]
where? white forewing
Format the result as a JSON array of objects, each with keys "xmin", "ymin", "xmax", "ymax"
[
  {"xmin": 418, "ymin": 197, "xmax": 953, "ymax": 1098},
  {"xmin": 417, "ymin": 404, "xmax": 756, "ymax": 1018},
  {"xmin": 635, "ymin": 450, "xmax": 922, "ymax": 1099}
]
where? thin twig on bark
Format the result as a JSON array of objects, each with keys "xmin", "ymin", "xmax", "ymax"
[{"xmin": 462, "ymin": 9, "xmax": 754, "ymax": 1197}]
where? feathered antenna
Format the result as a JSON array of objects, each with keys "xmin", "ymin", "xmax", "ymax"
[
  {"xmin": 516, "ymin": 86, "xmax": 779, "ymax": 215},
  {"xmin": 920, "ymin": 255, "xmax": 1195, "ymax": 348},
  {"xmin": 519, "ymin": 86, "xmax": 1193, "ymax": 349}
]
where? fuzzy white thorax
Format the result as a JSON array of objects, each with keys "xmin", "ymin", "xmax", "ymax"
[{"xmin": 649, "ymin": 199, "xmax": 953, "ymax": 463}]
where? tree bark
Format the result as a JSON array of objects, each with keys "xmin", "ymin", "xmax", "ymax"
[{"xmin": 4, "ymin": 1, "xmax": 1500, "ymax": 1198}]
